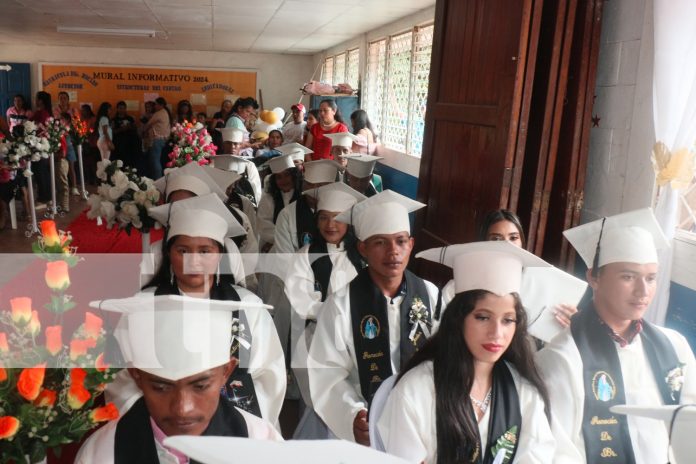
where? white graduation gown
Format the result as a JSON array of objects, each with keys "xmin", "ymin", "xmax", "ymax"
[
  {"xmin": 75, "ymin": 406, "xmax": 283, "ymax": 464},
  {"xmin": 106, "ymin": 287, "xmax": 287, "ymax": 428},
  {"xmin": 273, "ymin": 200, "xmax": 313, "ymax": 255},
  {"xmin": 377, "ymin": 361, "xmax": 556, "ymax": 464},
  {"xmin": 256, "ymin": 189, "xmax": 294, "ymax": 249},
  {"xmin": 240, "ymin": 159, "xmax": 263, "ymax": 206},
  {"xmin": 535, "ymin": 325, "xmax": 696, "ymax": 464},
  {"xmin": 308, "ymin": 278, "xmax": 441, "ymax": 442}
]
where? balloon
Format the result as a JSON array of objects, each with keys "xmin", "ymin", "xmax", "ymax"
[
  {"xmin": 272, "ymin": 107, "xmax": 285, "ymax": 122},
  {"xmin": 259, "ymin": 109, "xmax": 277, "ymax": 125}
]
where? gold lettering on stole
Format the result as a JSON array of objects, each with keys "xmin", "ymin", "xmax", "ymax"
[
  {"xmin": 591, "ymin": 416, "xmax": 619, "ymax": 425},
  {"xmin": 370, "ymin": 362, "xmax": 378, "ymax": 372},
  {"xmin": 600, "ymin": 447, "xmax": 618, "ymax": 458},
  {"xmin": 600, "ymin": 431, "xmax": 612, "ymax": 441},
  {"xmin": 362, "ymin": 351, "xmax": 384, "ymax": 360}
]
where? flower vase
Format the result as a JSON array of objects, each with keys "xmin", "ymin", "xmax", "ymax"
[
  {"xmin": 49, "ymin": 151, "xmax": 57, "ymax": 217},
  {"xmin": 24, "ymin": 161, "xmax": 39, "ymax": 237},
  {"xmin": 77, "ymin": 144, "xmax": 88, "ymax": 200}
]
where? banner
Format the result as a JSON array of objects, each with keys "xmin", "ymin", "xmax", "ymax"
[{"xmin": 40, "ymin": 64, "xmax": 256, "ymax": 118}]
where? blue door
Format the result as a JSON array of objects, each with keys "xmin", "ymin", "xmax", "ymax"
[{"xmin": 0, "ymin": 62, "xmax": 31, "ymax": 117}]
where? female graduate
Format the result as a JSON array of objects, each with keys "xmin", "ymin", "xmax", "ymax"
[
  {"xmin": 377, "ymin": 242, "xmax": 556, "ymax": 464},
  {"xmin": 111, "ymin": 193, "xmax": 285, "ymax": 427},
  {"xmin": 256, "ymin": 154, "xmax": 303, "ymax": 252}
]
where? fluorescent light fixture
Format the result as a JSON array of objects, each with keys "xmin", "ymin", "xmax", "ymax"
[{"xmin": 57, "ymin": 26, "xmax": 156, "ymax": 38}]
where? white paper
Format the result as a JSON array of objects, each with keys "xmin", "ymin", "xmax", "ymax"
[{"xmin": 520, "ymin": 267, "xmax": 587, "ymax": 343}]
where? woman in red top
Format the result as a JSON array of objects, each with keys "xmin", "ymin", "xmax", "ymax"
[{"xmin": 304, "ymin": 99, "xmax": 348, "ymax": 160}]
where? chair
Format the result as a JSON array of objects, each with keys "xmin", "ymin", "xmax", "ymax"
[{"xmin": 368, "ymin": 374, "xmax": 397, "ymax": 451}]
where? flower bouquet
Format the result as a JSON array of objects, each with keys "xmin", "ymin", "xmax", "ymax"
[
  {"xmin": 0, "ymin": 220, "xmax": 120, "ymax": 463},
  {"xmin": 87, "ymin": 160, "xmax": 161, "ymax": 234},
  {"xmin": 166, "ymin": 120, "xmax": 217, "ymax": 168},
  {"xmin": 69, "ymin": 116, "xmax": 92, "ymax": 147},
  {"xmin": 44, "ymin": 118, "xmax": 66, "ymax": 156},
  {"xmin": 0, "ymin": 121, "xmax": 51, "ymax": 174}
]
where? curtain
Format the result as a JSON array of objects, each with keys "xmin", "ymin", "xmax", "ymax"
[{"xmin": 647, "ymin": 0, "xmax": 696, "ymax": 324}]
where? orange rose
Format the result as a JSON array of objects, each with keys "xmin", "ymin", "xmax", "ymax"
[
  {"xmin": 40, "ymin": 220, "xmax": 60, "ymax": 247},
  {"xmin": 68, "ymin": 368, "xmax": 91, "ymax": 409},
  {"xmin": 0, "ymin": 333, "xmax": 8, "ymax": 352},
  {"xmin": 0, "ymin": 416, "xmax": 20, "ymax": 440},
  {"xmin": 33, "ymin": 389, "xmax": 57, "ymax": 407},
  {"xmin": 28, "ymin": 311, "xmax": 41, "ymax": 336},
  {"xmin": 70, "ymin": 339, "xmax": 88, "ymax": 361},
  {"xmin": 89, "ymin": 403, "xmax": 119, "ymax": 423},
  {"xmin": 17, "ymin": 363, "xmax": 46, "ymax": 401},
  {"xmin": 95, "ymin": 352, "xmax": 108, "ymax": 372},
  {"xmin": 0, "ymin": 368, "xmax": 6, "ymax": 382},
  {"xmin": 84, "ymin": 312, "xmax": 103, "ymax": 339},
  {"xmin": 45, "ymin": 260, "xmax": 70, "ymax": 291},
  {"xmin": 10, "ymin": 297, "xmax": 32, "ymax": 325},
  {"xmin": 45, "ymin": 325, "xmax": 62, "ymax": 356}
]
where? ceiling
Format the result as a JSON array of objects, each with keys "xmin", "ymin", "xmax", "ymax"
[{"xmin": 1, "ymin": 0, "xmax": 435, "ymax": 55}]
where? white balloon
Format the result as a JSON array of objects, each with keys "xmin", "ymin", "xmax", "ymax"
[
  {"xmin": 253, "ymin": 120, "xmax": 271, "ymax": 134},
  {"xmin": 272, "ymin": 106, "xmax": 285, "ymax": 121}
]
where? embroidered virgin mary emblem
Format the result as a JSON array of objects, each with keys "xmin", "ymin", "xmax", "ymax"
[
  {"xmin": 592, "ymin": 371, "xmax": 616, "ymax": 402},
  {"xmin": 301, "ymin": 232, "xmax": 313, "ymax": 246},
  {"xmin": 360, "ymin": 315, "xmax": 380, "ymax": 339}
]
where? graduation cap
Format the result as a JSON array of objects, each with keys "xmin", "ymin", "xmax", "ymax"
[
  {"xmin": 89, "ymin": 294, "xmax": 272, "ymax": 381},
  {"xmin": 162, "ymin": 436, "xmax": 412, "ymax": 464},
  {"xmin": 611, "ymin": 404, "xmax": 696, "ymax": 463},
  {"xmin": 304, "ymin": 182, "xmax": 366, "ymax": 213},
  {"xmin": 148, "ymin": 193, "xmax": 246, "ymax": 243},
  {"xmin": 563, "ymin": 208, "xmax": 669, "ymax": 270},
  {"xmin": 212, "ymin": 154, "xmax": 248, "ymax": 174},
  {"xmin": 216, "ymin": 127, "xmax": 245, "ymax": 143},
  {"xmin": 154, "ymin": 162, "xmax": 227, "ymax": 202},
  {"xmin": 345, "ymin": 154, "xmax": 383, "ymax": 178},
  {"xmin": 416, "ymin": 241, "xmax": 550, "ymax": 296},
  {"xmin": 323, "ymin": 132, "xmax": 359, "ymax": 148},
  {"xmin": 202, "ymin": 165, "xmax": 242, "ymax": 193},
  {"xmin": 268, "ymin": 154, "xmax": 296, "ymax": 174},
  {"xmin": 276, "ymin": 142, "xmax": 313, "ymax": 161},
  {"xmin": 303, "ymin": 159, "xmax": 341, "ymax": 184},
  {"xmin": 335, "ymin": 189, "xmax": 425, "ymax": 241}
]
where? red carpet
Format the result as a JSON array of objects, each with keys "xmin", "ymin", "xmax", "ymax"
[{"xmin": 68, "ymin": 210, "xmax": 164, "ymax": 253}]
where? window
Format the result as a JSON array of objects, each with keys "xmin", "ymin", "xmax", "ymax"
[
  {"xmin": 678, "ymin": 176, "xmax": 696, "ymax": 234},
  {"xmin": 322, "ymin": 49, "xmax": 360, "ymax": 88},
  {"xmin": 333, "ymin": 53, "xmax": 346, "ymax": 86},
  {"xmin": 346, "ymin": 48, "xmax": 360, "ymax": 89},
  {"xmin": 321, "ymin": 57, "xmax": 333, "ymax": 85},
  {"xmin": 365, "ymin": 24, "xmax": 434, "ymax": 157}
]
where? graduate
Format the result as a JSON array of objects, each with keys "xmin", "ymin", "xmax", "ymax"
[
  {"xmin": 344, "ymin": 155, "xmax": 384, "ymax": 197},
  {"xmin": 284, "ymin": 182, "xmax": 367, "ymax": 438},
  {"xmin": 273, "ymin": 158, "xmax": 341, "ymax": 254},
  {"xmin": 256, "ymin": 153, "xmax": 303, "ymax": 252},
  {"xmin": 212, "ymin": 151, "xmax": 263, "ymax": 208},
  {"xmin": 308, "ymin": 190, "xmax": 441, "ymax": 445},
  {"xmin": 76, "ymin": 295, "xmax": 282, "ymax": 463},
  {"xmin": 110, "ymin": 194, "xmax": 285, "ymax": 427},
  {"xmin": 378, "ymin": 241, "xmax": 556, "ymax": 464},
  {"xmin": 535, "ymin": 208, "xmax": 696, "ymax": 464}
]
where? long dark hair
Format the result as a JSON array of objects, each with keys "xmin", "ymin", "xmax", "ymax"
[
  {"xmin": 268, "ymin": 167, "xmax": 302, "ymax": 222},
  {"xmin": 13, "ymin": 94, "xmax": 30, "ymax": 111},
  {"xmin": 319, "ymin": 99, "xmax": 344, "ymax": 124},
  {"xmin": 398, "ymin": 290, "xmax": 550, "ymax": 464},
  {"xmin": 176, "ymin": 99, "xmax": 193, "ymax": 123},
  {"xmin": 35, "ymin": 91, "xmax": 52, "ymax": 113},
  {"xmin": 155, "ymin": 97, "xmax": 172, "ymax": 127},
  {"xmin": 231, "ymin": 97, "xmax": 259, "ymax": 115},
  {"xmin": 314, "ymin": 211, "xmax": 362, "ymax": 266},
  {"xmin": 142, "ymin": 233, "xmax": 235, "ymax": 290},
  {"xmin": 93, "ymin": 102, "xmax": 112, "ymax": 132},
  {"xmin": 478, "ymin": 209, "xmax": 526, "ymax": 247},
  {"xmin": 350, "ymin": 109, "xmax": 376, "ymax": 139}
]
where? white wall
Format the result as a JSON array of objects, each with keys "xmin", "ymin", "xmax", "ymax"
[{"xmin": 0, "ymin": 44, "xmax": 313, "ymax": 113}]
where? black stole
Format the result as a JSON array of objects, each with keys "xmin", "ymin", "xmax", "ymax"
[
  {"xmin": 571, "ymin": 306, "xmax": 681, "ymax": 464},
  {"xmin": 463, "ymin": 362, "xmax": 522, "ymax": 464},
  {"xmin": 308, "ymin": 240, "xmax": 364, "ymax": 302},
  {"xmin": 295, "ymin": 195, "xmax": 318, "ymax": 249},
  {"xmin": 155, "ymin": 282, "xmax": 262, "ymax": 418},
  {"xmin": 114, "ymin": 396, "xmax": 248, "ymax": 464},
  {"xmin": 349, "ymin": 268, "xmax": 432, "ymax": 407},
  {"xmin": 272, "ymin": 187, "xmax": 300, "ymax": 223}
]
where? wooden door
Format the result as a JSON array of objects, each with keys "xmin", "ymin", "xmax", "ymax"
[{"xmin": 414, "ymin": 0, "xmax": 543, "ymax": 283}]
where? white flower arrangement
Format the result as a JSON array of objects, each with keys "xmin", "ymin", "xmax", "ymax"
[
  {"xmin": 408, "ymin": 296, "xmax": 432, "ymax": 342},
  {"xmin": 666, "ymin": 363, "xmax": 686, "ymax": 401},
  {"xmin": 0, "ymin": 120, "xmax": 52, "ymax": 173},
  {"xmin": 87, "ymin": 160, "xmax": 161, "ymax": 233}
]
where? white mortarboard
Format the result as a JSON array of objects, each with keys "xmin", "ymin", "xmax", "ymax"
[
  {"xmin": 90, "ymin": 294, "xmax": 272, "ymax": 381},
  {"xmin": 416, "ymin": 241, "xmax": 550, "ymax": 296},
  {"xmin": 334, "ymin": 189, "xmax": 425, "ymax": 241},
  {"xmin": 277, "ymin": 142, "xmax": 313, "ymax": 161},
  {"xmin": 162, "ymin": 437, "xmax": 411, "ymax": 464},
  {"xmin": 154, "ymin": 163, "xmax": 226, "ymax": 202},
  {"xmin": 148, "ymin": 193, "xmax": 246, "ymax": 242},
  {"xmin": 345, "ymin": 154, "xmax": 383, "ymax": 178},
  {"xmin": 563, "ymin": 208, "xmax": 669, "ymax": 269},
  {"xmin": 212, "ymin": 154, "xmax": 248, "ymax": 174},
  {"xmin": 611, "ymin": 405, "xmax": 696, "ymax": 464},
  {"xmin": 202, "ymin": 165, "xmax": 241, "ymax": 193},
  {"xmin": 217, "ymin": 127, "xmax": 245, "ymax": 143},
  {"xmin": 304, "ymin": 182, "xmax": 366, "ymax": 213},
  {"xmin": 323, "ymin": 132, "xmax": 359, "ymax": 148},
  {"xmin": 303, "ymin": 159, "xmax": 340, "ymax": 184},
  {"xmin": 268, "ymin": 154, "xmax": 295, "ymax": 174}
]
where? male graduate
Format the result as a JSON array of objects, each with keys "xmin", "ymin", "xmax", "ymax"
[
  {"xmin": 76, "ymin": 295, "xmax": 282, "ymax": 463},
  {"xmin": 343, "ymin": 154, "xmax": 384, "ymax": 197},
  {"xmin": 535, "ymin": 208, "xmax": 696, "ymax": 464},
  {"xmin": 308, "ymin": 190, "xmax": 442, "ymax": 445}
]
